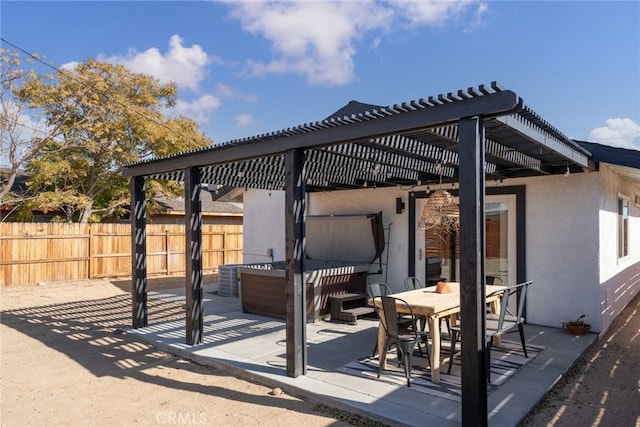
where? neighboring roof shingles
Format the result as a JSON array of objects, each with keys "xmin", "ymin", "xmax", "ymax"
[
  {"xmin": 576, "ymin": 140, "xmax": 640, "ymax": 169},
  {"xmin": 324, "ymin": 100, "xmax": 384, "ymax": 120},
  {"xmin": 154, "ymin": 194, "xmax": 242, "ymax": 215}
]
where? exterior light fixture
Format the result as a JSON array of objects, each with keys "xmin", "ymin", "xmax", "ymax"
[
  {"xmin": 417, "ymin": 161, "xmax": 459, "ymax": 233},
  {"xmin": 417, "ymin": 189, "xmax": 460, "ymax": 233}
]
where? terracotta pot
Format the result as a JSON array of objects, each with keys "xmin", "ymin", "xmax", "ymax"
[
  {"xmin": 565, "ymin": 324, "xmax": 591, "ymax": 335},
  {"xmin": 435, "ymin": 281, "xmax": 451, "ymax": 294}
]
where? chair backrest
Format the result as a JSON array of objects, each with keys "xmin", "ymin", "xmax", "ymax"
[
  {"xmin": 492, "ymin": 281, "xmax": 533, "ymax": 333},
  {"xmin": 378, "ymin": 296, "xmax": 417, "ymax": 339},
  {"xmin": 426, "ymin": 257, "xmax": 442, "ymax": 278},
  {"xmin": 404, "ymin": 277, "xmax": 424, "ymax": 291},
  {"xmin": 485, "ymin": 275, "xmax": 504, "ymax": 286},
  {"xmin": 367, "ymin": 282, "xmax": 391, "ymax": 299}
]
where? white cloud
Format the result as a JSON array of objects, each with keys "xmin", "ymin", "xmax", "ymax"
[
  {"xmin": 215, "ymin": 83, "xmax": 258, "ymax": 103},
  {"xmin": 59, "ymin": 61, "xmax": 80, "ymax": 71},
  {"xmin": 225, "ymin": 1, "xmax": 481, "ymax": 86},
  {"xmin": 97, "ymin": 35, "xmax": 212, "ymax": 92},
  {"xmin": 468, "ymin": 2, "xmax": 489, "ymax": 31},
  {"xmin": 216, "ymin": 83, "xmax": 237, "ymax": 99},
  {"xmin": 171, "ymin": 94, "xmax": 221, "ymax": 124},
  {"xmin": 62, "ymin": 35, "xmax": 224, "ymax": 129},
  {"xmin": 371, "ymin": 37, "xmax": 382, "ymax": 51},
  {"xmin": 235, "ymin": 113, "xmax": 255, "ymax": 128},
  {"xmin": 391, "ymin": 0, "xmax": 476, "ymax": 27},
  {"xmin": 588, "ymin": 118, "xmax": 640, "ymax": 150},
  {"xmin": 227, "ymin": 1, "xmax": 388, "ymax": 86}
]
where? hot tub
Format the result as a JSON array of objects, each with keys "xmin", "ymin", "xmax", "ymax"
[{"xmin": 238, "ymin": 213, "xmax": 384, "ymax": 322}]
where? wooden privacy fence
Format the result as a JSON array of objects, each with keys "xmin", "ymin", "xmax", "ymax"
[{"xmin": 0, "ymin": 223, "xmax": 243, "ymax": 286}]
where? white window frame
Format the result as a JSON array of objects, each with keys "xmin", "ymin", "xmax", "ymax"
[{"xmin": 618, "ymin": 194, "xmax": 630, "ymax": 260}]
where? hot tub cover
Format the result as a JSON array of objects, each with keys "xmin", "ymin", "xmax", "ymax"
[{"xmin": 305, "ymin": 212, "xmax": 385, "ymax": 264}]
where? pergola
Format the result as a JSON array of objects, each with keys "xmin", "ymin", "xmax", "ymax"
[{"xmin": 122, "ymin": 82, "xmax": 593, "ymax": 426}]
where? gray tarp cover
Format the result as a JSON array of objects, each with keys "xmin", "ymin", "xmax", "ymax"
[{"xmin": 305, "ymin": 213, "xmax": 384, "ymax": 264}]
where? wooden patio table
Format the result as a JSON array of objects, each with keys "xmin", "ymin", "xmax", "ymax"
[{"xmin": 372, "ymin": 282, "xmax": 506, "ymax": 383}]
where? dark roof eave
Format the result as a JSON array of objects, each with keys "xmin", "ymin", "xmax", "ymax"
[{"xmin": 575, "ymin": 140, "xmax": 640, "ymax": 169}]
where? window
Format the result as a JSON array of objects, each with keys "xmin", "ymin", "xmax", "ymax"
[{"xmin": 618, "ymin": 195, "xmax": 629, "ymax": 258}]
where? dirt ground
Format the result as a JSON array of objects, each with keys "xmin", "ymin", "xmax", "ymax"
[
  {"xmin": 0, "ymin": 276, "xmax": 373, "ymax": 427},
  {"xmin": 521, "ymin": 290, "xmax": 640, "ymax": 427},
  {"xmin": 1, "ymin": 275, "xmax": 639, "ymax": 427}
]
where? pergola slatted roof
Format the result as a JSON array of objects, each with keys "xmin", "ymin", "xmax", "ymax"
[{"xmin": 124, "ymin": 81, "xmax": 592, "ymax": 191}]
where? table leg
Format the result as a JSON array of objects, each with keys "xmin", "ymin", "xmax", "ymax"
[
  {"xmin": 489, "ymin": 299, "xmax": 502, "ymax": 346},
  {"xmin": 427, "ymin": 316, "xmax": 440, "ymax": 383},
  {"xmin": 489, "ymin": 299, "xmax": 500, "ymax": 315},
  {"xmin": 377, "ymin": 312, "xmax": 387, "ymax": 370},
  {"xmin": 449, "ymin": 314, "xmax": 458, "ymax": 327}
]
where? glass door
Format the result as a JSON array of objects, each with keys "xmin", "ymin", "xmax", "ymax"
[
  {"xmin": 414, "ymin": 198, "xmax": 428, "ymax": 285},
  {"xmin": 485, "ymin": 194, "xmax": 516, "ymax": 286},
  {"xmin": 418, "ymin": 194, "xmax": 516, "ymax": 285}
]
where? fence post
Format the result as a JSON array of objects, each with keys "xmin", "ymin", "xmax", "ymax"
[
  {"xmin": 88, "ymin": 225, "xmax": 93, "ymax": 279},
  {"xmin": 165, "ymin": 227, "xmax": 170, "ymax": 275},
  {"xmin": 223, "ymin": 230, "xmax": 227, "ymax": 266}
]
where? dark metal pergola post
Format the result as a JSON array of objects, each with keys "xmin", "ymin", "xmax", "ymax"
[
  {"xmin": 185, "ymin": 166, "xmax": 204, "ymax": 345},
  {"xmin": 284, "ymin": 148, "xmax": 307, "ymax": 377},
  {"xmin": 458, "ymin": 116, "xmax": 488, "ymax": 426},
  {"xmin": 131, "ymin": 175, "xmax": 148, "ymax": 328}
]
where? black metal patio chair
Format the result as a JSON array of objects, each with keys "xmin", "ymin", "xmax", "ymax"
[
  {"xmin": 447, "ymin": 281, "xmax": 533, "ymax": 382},
  {"xmin": 375, "ymin": 295, "xmax": 428, "ymax": 387},
  {"xmin": 368, "ymin": 282, "xmax": 429, "ymax": 361}
]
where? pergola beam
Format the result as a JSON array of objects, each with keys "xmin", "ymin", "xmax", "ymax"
[{"xmin": 496, "ymin": 115, "xmax": 590, "ymax": 168}]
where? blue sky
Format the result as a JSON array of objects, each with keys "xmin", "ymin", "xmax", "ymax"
[{"xmin": 2, "ymin": 1, "xmax": 639, "ymax": 151}]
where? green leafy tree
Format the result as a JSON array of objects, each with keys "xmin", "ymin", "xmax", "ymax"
[{"xmin": 13, "ymin": 57, "xmax": 211, "ymax": 222}]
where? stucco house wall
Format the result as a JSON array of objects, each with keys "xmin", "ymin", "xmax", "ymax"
[
  {"xmin": 242, "ymin": 165, "xmax": 640, "ymax": 334},
  {"xmin": 515, "ymin": 172, "xmax": 602, "ymax": 331},
  {"xmin": 597, "ymin": 164, "xmax": 640, "ymax": 332},
  {"xmin": 509, "ymin": 165, "xmax": 639, "ymax": 333}
]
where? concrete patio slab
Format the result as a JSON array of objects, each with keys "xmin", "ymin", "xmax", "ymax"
[{"xmin": 126, "ymin": 284, "xmax": 598, "ymax": 427}]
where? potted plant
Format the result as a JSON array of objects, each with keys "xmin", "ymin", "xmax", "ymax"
[{"xmin": 562, "ymin": 314, "xmax": 592, "ymax": 335}]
